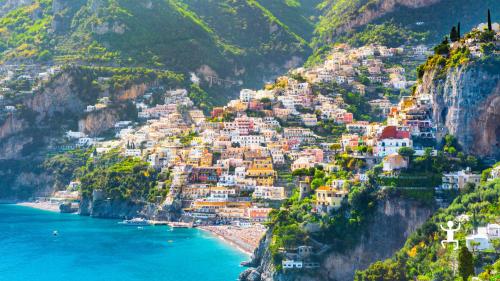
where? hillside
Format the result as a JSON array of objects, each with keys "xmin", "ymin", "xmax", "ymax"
[
  {"xmin": 356, "ymin": 176, "xmax": 500, "ymax": 281},
  {"xmin": 0, "ymin": 0, "xmax": 322, "ymax": 95},
  {"xmin": 313, "ymin": 0, "xmax": 499, "ymax": 49}
]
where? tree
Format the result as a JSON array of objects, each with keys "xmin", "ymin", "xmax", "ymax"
[
  {"xmin": 491, "ymin": 238, "xmax": 500, "ymax": 255},
  {"xmin": 311, "ymin": 178, "xmax": 324, "ymax": 190},
  {"xmin": 398, "ymin": 147, "xmax": 415, "ymax": 168},
  {"xmin": 457, "ymin": 22, "xmax": 461, "ymax": 39},
  {"xmin": 434, "ymin": 37, "xmax": 450, "ymax": 56},
  {"xmin": 469, "ymin": 241, "xmax": 480, "ymax": 255},
  {"xmin": 330, "ymin": 143, "xmax": 342, "ymax": 152},
  {"xmin": 450, "ymin": 26, "xmax": 459, "ymax": 42},
  {"xmin": 398, "ymin": 147, "xmax": 415, "ymax": 158},
  {"xmin": 488, "ymin": 9, "xmax": 492, "ymax": 31},
  {"xmin": 458, "ymin": 246, "xmax": 474, "ymax": 281}
]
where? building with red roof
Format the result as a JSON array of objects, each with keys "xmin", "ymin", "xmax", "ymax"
[{"xmin": 376, "ymin": 126, "xmax": 412, "ymax": 157}]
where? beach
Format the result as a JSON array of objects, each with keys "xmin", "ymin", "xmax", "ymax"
[
  {"xmin": 16, "ymin": 201, "xmax": 61, "ymax": 212},
  {"xmin": 200, "ymin": 224, "xmax": 267, "ymax": 255}
]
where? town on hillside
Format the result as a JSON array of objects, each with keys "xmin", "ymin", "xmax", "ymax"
[{"xmin": 2, "ymin": 22, "xmax": 500, "ymax": 265}]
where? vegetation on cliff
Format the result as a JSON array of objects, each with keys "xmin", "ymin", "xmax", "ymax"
[
  {"xmin": 417, "ymin": 25, "xmax": 499, "ymax": 81},
  {"xmin": 79, "ymin": 150, "xmax": 164, "ymax": 202},
  {"xmin": 266, "ymin": 164, "xmax": 380, "ymax": 270},
  {"xmin": 313, "ymin": 0, "xmax": 499, "ymax": 48},
  {"xmin": 45, "ymin": 148, "xmax": 166, "ymax": 202},
  {"xmin": 355, "ymin": 174, "xmax": 500, "ymax": 281}
]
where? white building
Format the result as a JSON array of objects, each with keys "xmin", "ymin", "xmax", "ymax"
[
  {"xmin": 441, "ymin": 169, "xmax": 481, "ymax": 190},
  {"xmin": 252, "ymin": 186, "xmax": 285, "ymax": 200},
  {"xmin": 66, "ymin": 131, "xmax": 87, "ymax": 139},
  {"xmin": 282, "ymin": 260, "xmax": 303, "ymax": 269},
  {"xmin": 240, "ymin": 89, "xmax": 255, "ymax": 102},
  {"xmin": 125, "ymin": 149, "xmax": 142, "ymax": 157},
  {"xmin": 301, "ymin": 114, "xmax": 318, "ymax": 127},
  {"xmin": 466, "ymin": 224, "xmax": 500, "ymax": 251},
  {"xmin": 231, "ymin": 135, "xmax": 264, "ymax": 147}
]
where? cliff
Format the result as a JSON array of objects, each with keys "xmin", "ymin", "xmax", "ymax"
[
  {"xmin": 79, "ymin": 195, "xmax": 182, "ymax": 220},
  {"xmin": 78, "ymin": 109, "xmax": 120, "ymax": 137},
  {"xmin": 314, "ymin": 0, "xmax": 498, "ymax": 47},
  {"xmin": 333, "ymin": 0, "xmax": 440, "ymax": 36},
  {"xmin": 0, "ymin": 67, "xmax": 168, "ymax": 199},
  {"xmin": 241, "ymin": 197, "xmax": 434, "ymax": 281},
  {"xmin": 79, "ymin": 197, "xmax": 154, "ymax": 219},
  {"xmin": 416, "ymin": 59, "xmax": 500, "ymax": 158}
]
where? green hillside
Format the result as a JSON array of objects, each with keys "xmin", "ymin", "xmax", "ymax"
[
  {"xmin": 355, "ymin": 176, "xmax": 500, "ymax": 281},
  {"xmin": 0, "ymin": 0, "xmax": 322, "ymax": 92},
  {"xmin": 314, "ymin": 0, "xmax": 499, "ymax": 47}
]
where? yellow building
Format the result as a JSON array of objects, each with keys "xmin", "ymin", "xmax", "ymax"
[
  {"xmin": 200, "ymin": 150, "xmax": 213, "ymax": 167},
  {"xmin": 255, "ymin": 177, "xmax": 275, "ymax": 186},
  {"xmin": 315, "ymin": 186, "xmax": 348, "ymax": 211}
]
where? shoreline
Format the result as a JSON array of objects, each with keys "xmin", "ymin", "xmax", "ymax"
[
  {"xmin": 15, "ymin": 201, "xmax": 61, "ymax": 213},
  {"xmin": 200, "ymin": 226, "xmax": 253, "ymax": 256},
  {"xmin": 199, "ymin": 225, "xmax": 266, "ymax": 257}
]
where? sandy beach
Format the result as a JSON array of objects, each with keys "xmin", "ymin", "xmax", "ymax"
[
  {"xmin": 200, "ymin": 224, "xmax": 266, "ymax": 256},
  {"xmin": 16, "ymin": 201, "xmax": 61, "ymax": 212}
]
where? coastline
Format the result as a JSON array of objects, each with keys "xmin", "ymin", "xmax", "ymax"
[
  {"xmin": 15, "ymin": 201, "xmax": 61, "ymax": 213},
  {"xmin": 199, "ymin": 224, "xmax": 266, "ymax": 257}
]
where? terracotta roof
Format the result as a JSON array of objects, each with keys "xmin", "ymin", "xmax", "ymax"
[{"xmin": 379, "ymin": 126, "xmax": 410, "ymax": 140}]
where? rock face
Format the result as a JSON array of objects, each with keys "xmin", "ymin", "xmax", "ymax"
[
  {"xmin": 0, "ymin": 67, "xmax": 155, "ymax": 199},
  {"xmin": 336, "ymin": 0, "xmax": 440, "ymax": 36},
  {"xmin": 79, "ymin": 197, "xmax": 153, "ymax": 219},
  {"xmin": 24, "ymin": 72, "xmax": 86, "ymax": 121},
  {"xmin": 79, "ymin": 196, "xmax": 182, "ymax": 220},
  {"xmin": 79, "ymin": 109, "xmax": 120, "ymax": 136},
  {"xmin": 242, "ymin": 197, "xmax": 434, "ymax": 281},
  {"xmin": 417, "ymin": 63, "xmax": 500, "ymax": 158}
]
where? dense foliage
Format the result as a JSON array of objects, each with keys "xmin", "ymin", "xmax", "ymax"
[
  {"xmin": 267, "ymin": 166, "xmax": 379, "ymax": 270},
  {"xmin": 0, "ymin": 0, "xmax": 321, "ymax": 88},
  {"xmin": 355, "ymin": 177, "xmax": 500, "ymax": 281},
  {"xmin": 313, "ymin": 0, "xmax": 499, "ymax": 49},
  {"xmin": 77, "ymin": 150, "xmax": 162, "ymax": 202}
]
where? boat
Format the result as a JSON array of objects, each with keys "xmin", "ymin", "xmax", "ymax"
[
  {"xmin": 167, "ymin": 222, "xmax": 193, "ymax": 228},
  {"xmin": 118, "ymin": 218, "xmax": 151, "ymax": 226}
]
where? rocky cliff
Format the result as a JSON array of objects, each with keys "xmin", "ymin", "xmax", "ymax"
[
  {"xmin": 79, "ymin": 195, "xmax": 182, "ymax": 220},
  {"xmin": 24, "ymin": 72, "xmax": 86, "ymax": 121},
  {"xmin": 78, "ymin": 108, "xmax": 120, "ymax": 137},
  {"xmin": 79, "ymin": 197, "xmax": 154, "ymax": 219},
  {"xmin": 333, "ymin": 0, "xmax": 440, "ymax": 36},
  {"xmin": 416, "ymin": 61, "xmax": 500, "ymax": 158},
  {"xmin": 241, "ymin": 197, "xmax": 434, "ymax": 281},
  {"xmin": 0, "ymin": 67, "xmax": 163, "ymax": 199}
]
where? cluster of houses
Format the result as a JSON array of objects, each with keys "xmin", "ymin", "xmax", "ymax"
[
  {"xmin": 294, "ymin": 43, "xmax": 431, "ymax": 96},
  {"xmin": 0, "ymin": 64, "xmax": 61, "ymax": 114},
  {"xmin": 51, "ymin": 34, "xmax": 499, "ymax": 248},
  {"xmin": 59, "ymin": 52, "xmax": 485, "ymax": 226}
]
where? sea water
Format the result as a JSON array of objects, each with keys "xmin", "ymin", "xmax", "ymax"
[{"xmin": 0, "ymin": 204, "xmax": 247, "ymax": 281}]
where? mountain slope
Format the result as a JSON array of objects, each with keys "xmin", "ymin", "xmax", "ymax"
[
  {"xmin": 0, "ymin": 0, "xmax": 322, "ymax": 92},
  {"xmin": 314, "ymin": 0, "xmax": 499, "ymax": 47}
]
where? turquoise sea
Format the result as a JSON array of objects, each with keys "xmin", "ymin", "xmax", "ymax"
[{"xmin": 0, "ymin": 204, "xmax": 247, "ymax": 281}]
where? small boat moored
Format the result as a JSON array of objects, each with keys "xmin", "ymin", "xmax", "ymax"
[{"xmin": 118, "ymin": 218, "xmax": 151, "ymax": 226}]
